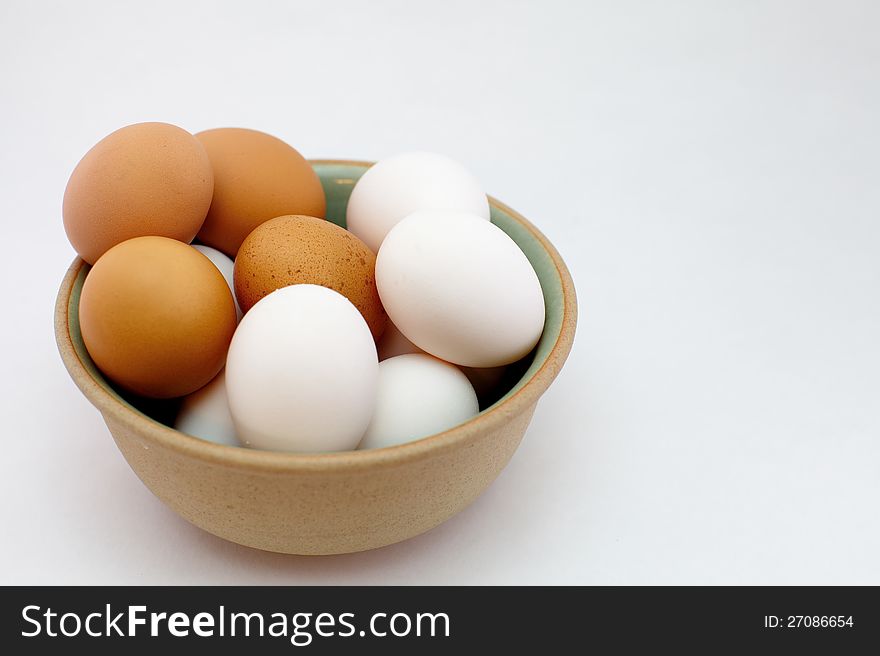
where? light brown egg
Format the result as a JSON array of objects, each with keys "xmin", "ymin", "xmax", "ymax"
[
  {"xmin": 63, "ymin": 122, "xmax": 213, "ymax": 264},
  {"xmin": 234, "ymin": 215, "xmax": 386, "ymax": 340},
  {"xmin": 79, "ymin": 236, "xmax": 237, "ymax": 399},
  {"xmin": 195, "ymin": 128, "xmax": 326, "ymax": 257}
]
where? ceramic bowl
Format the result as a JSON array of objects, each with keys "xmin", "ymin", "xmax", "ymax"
[{"xmin": 54, "ymin": 160, "xmax": 577, "ymax": 555}]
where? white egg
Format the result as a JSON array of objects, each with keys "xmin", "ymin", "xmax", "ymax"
[
  {"xmin": 225, "ymin": 284, "xmax": 378, "ymax": 453},
  {"xmin": 174, "ymin": 369, "xmax": 239, "ymax": 446},
  {"xmin": 346, "ymin": 151, "xmax": 490, "ymax": 253},
  {"xmin": 192, "ymin": 244, "xmax": 242, "ymax": 320},
  {"xmin": 377, "ymin": 320, "xmax": 506, "ymax": 400},
  {"xmin": 359, "ymin": 354, "xmax": 478, "ymax": 450},
  {"xmin": 376, "ymin": 210, "xmax": 545, "ymax": 368}
]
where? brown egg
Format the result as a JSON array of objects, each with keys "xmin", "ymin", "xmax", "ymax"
[
  {"xmin": 195, "ymin": 128, "xmax": 326, "ymax": 257},
  {"xmin": 235, "ymin": 215, "xmax": 386, "ymax": 340},
  {"xmin": 79, "ymin": 236, "xmax": 237, "ymax": 399},
  {"xmin": 63, "ymin": 122, "xmax": 214, "ymax": 264}
]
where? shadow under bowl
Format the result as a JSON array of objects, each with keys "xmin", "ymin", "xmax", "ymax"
[{"xmin": 54, "ymin": 160, "xmax": 578, "ymax": 555}]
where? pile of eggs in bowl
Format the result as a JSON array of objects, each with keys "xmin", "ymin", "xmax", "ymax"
[{"xmin": 64, "ymin": 122, "xmax": 545, "ymax": 453}]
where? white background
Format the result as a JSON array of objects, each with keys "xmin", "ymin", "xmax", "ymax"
[{"xmin": 1, "ymin": 0, "xmax": 878, "ymax": 584}]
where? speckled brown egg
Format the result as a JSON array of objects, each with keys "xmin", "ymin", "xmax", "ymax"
[
  {"xmin": 234, "ymin": 215, "xmax": 386, "ymax": 340},
  {"xmin": 79, "ymin": 236, "xmax": 237, "ymax": 399},
  {"xmin": 195, "ymin": 128, "xmax": 326, "ymax": 257},
  {"xmin": 63, "ymin": 122, "xmax": 214, "ymax": 264}
]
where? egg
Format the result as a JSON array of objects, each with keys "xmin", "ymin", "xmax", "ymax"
[
  {"xmin": 376, "ymin": 210, "xmax": 545, "ymax": 367},
  {"xmin": 174, "ymin": 369, "xmax": 239, "ymax": 446},
  {"xmin": 234, "ymin": 215, "xmax": 386, "ymax": 340},
  {"xmin": 192, "ymin": 244, "xmax": 242, "ymax": 320},
  {"xmin": 195, "ymin": 128, "xmax": 326, "ymax": 256},
  {"xmin": 346, "ymin": 151, "xmax": 490, "ymax": 253},
  {"xmin": 63, "ymin": 122, "xmax": 214, "ymax": 264},
  {"xmin": 359, "ymin": 354, "xmax": 478, "ymax": 450},
  {"xmin": 79, "ymin": 236, "xmax": 237, "ymax": 398},
  {"xmin": 225, "ymin": 284, "xmax": 378, "ymax": 453},
  {"xmin": 378, "ymin": 320, "xmax": 507, "ymax": 401}
]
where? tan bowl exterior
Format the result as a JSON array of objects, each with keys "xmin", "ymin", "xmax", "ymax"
[{"xmin": 54, "ymin": 162, "xmax": 577, "ymax": 555}]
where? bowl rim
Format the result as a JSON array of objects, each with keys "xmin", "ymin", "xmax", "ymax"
[{"xmin": 54, "ymin": 159, "xmax": 578, "ymax": 473}]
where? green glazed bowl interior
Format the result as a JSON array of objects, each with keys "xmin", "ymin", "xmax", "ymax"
[{"xmin": 63, "ymin": 160, "xmax": 571, "ymax": 451}]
